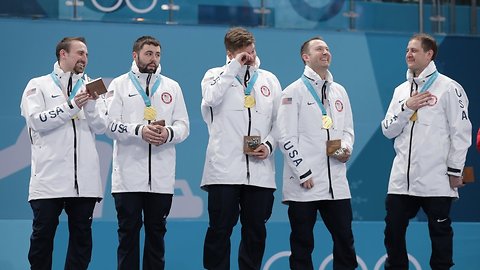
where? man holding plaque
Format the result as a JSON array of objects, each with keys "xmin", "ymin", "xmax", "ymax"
[
  {"xmin": 200, "ymin": 27, "xmax": 282, "ymax": 270},
  {"xmin": 381, "ymin": 33, "xmax": 471, "ymax": 270},
  {"xmin": 105, "ymin": 36, "xmax": 189, "ymax": 270},
  {"xmin": 277, "ymin": 36, "xmax": 357, "ymax": 270},
  {"xmin": 20, "ymin": 37, "xmax": 105, "ymax": 270}
]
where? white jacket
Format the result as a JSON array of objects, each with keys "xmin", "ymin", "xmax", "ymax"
[
  {"xmin": 382, "ymin": 61, "xmax": 472, "ymax": 197},
  {"xmin": 200, "ymin": 58, "xmax": 282, "ymax": 189},
  {"xmin": 20, "ymin": 62, "xmax": 105, "ymax": 201},
  {"xmin": 278, "ymin": 66, "xmax": 354, "ymax": 202},
  {"xmin": 105, "ymin": 62, "xmax": 189, "ymax": 194}
]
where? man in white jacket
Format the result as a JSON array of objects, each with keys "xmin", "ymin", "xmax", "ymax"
[
  {"xmin": 277, "ymin": 36, "xmax": 358, "ymax": 270},
  {"xmin": 382, "ymin": 33, "xmax": 472, "ymax": 270},
  {"xmin": 201, "ymin": 27, "xmax": 281, "ymax": 270},
  {"xmin": 105, "ymin": 36, "xmax": 189, "ymax": 270},
  {"xmin": 20, "ymin": 37, "xmax": 105, "ymax": 270}
]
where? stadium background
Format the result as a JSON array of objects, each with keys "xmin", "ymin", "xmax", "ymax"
[{"xmin": 0, "ymin": 0, "xmax": 479, "ymax": 269}]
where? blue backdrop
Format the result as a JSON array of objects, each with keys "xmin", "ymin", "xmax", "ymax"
[{"xmin": 0, "ymin": 18, "xmax": 479, "ymax": 269}]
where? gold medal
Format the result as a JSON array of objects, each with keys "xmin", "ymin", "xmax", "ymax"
[
  {"xmin": 244, "ymin": 95, "xmax": 256, "ymax": 108},
  {"xmin": 72, "ymin": 115, "xmax": 78, "ymax": 120},
  {"xmin": 410, "ymin": 111, "xmax": 418, "ymax": 121},
  {"xmin": 322, "ymin": 115, "xmax": 333, "ymax": 129},
  {"xmin": 144, "ymin": 106, "xmax": 157, "ymax": 121}
]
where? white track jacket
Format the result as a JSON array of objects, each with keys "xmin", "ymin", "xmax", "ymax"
[
  {"xmin": 382, "ymin": 61, "xmax": 471, "ymax": 197},
  {"xmin": 20, "ymin": 62, "xmax": 105, "ymax": 201},
  {"xmin": 200, "ymin": 58, "xmax": 282, "ymax": 189},
  {"xmin": 278, "ymin": 66, "xmax": 354, "ymax": 202},
  {"xmin": 106, "ymin": 62, "xmax": 189, "ymax": 194}
]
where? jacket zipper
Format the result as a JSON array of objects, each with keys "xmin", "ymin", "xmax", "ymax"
[
  {"xmin": 67, "ymin": 76, "xmax": 79, "ymax": 195},
  {"xmin": 326, "ymin": 129, "xmax": 334, "ymax": 198},
  {"xmin": 406, "ymin": 123, "xmax": 415, "ymax": 190},
  {"xmin": 406, "ymin": 80, "xmax": 418, "ymax": 190},
  {"xmin": 72, "ymin": 119, "xmax": 79, "ymax": 195},
  {"xmin": 246, "ymin": 108, "xmax": 252, "ymax": 183},
  {"xmin": 146, "ymin": 74, "xmax": 153, "ymax": 190},
  {"xmin": 322, "ymin": 82, "xmax": 334, "ymax": 199}
]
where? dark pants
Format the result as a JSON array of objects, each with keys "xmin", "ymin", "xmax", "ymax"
[
  {"xmin": 384, "ymin": 194, "xmax": 454, "ymax": 270},
  {"xmin": 203, "ymin": 185, "xmax": 274, "ymax": 270},
  {"xmin": 113, "ymin": 192, "xmax": 172, "ymax": 270},
  {"xmin": 288, "ymin": 199, "xmax": 357, "ymax": 270},
  {"xmin": 28, "ymin": 197, "xmax": 97, "ymax": 270}
]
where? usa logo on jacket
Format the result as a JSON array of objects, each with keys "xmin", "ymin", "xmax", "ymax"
[
  {"xmin": 335, "ymin": 100, "xmax": 343, "ymax": 112},
  {"xmin": 161, "ymin": 92, "xmax": 172, "ymax": 104}
]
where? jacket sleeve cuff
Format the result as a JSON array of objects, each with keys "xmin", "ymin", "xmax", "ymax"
[
  {"xmin": 447, "ymin": 167, "xmax": 462, "ymax": 177},
  {"xmin": 134, "ymin": 124, "xmax": 144, "ymax": 138},
  {"xmin": 67, "ymin": 100, "xmax": 81, "ymax": 117},
  {"xmin": 299, "ymin": 170, "xmax": 312, "ymax": 183},
  {"xmin": 165, "ymin": 126, "xmax": 174, "ymax": 143},
  {"xmin": 399, "ymin": 102, "xmax": 415, "ymax": 120},
  {"xmin": 263, "ymin": 140, "xmax": 273, "ymax": 156}
]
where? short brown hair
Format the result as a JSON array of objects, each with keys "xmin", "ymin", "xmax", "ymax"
[
  {"xmin": 133, "ymin": 36, "xmax": 161, "ymax": 53},
  {"xmin": 300, "ymin": 36, "xmax": 324, "ymax": 64},
  {"xmin": 55, "ymin": 37, "xmax": 86, "ymax": 62},
  {"xmin": 410, "ymin": 33, "xmax": 437, "ymax": 60},
  {"xmin": 224, "ymin": 27, "xmax": 255, "ymax": 53}
]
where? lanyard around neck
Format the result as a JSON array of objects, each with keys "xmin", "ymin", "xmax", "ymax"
[
  {"xmin": 128, "ymin": 71, "xmax": 161, "ymax": 107},
  {"xmin": 50, "ymin": 72, "xmax": 84, "ymax": 101},
  {"xmin": 418, "ymin": 71, "xmax": 439, "ymax": 93},
  {"xmin": 301, "ymin": 75, "xmax": 327, "ymax": 116},
  {"xmin": 236, "ymin": 71, "xmax": 258, "ymax": 96}
]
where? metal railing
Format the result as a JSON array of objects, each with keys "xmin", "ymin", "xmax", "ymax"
[{"xmin": 0, "ymin": 0, "xmax": 478, "ymax": 35}]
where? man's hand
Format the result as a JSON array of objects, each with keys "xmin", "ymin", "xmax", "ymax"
[
  {"xmin": 333, "ymin": 148, "xmax": 351, "ymax": 163},
  {"xmin": 247, "ymin": 144, "xmax": 269, "ymax": 160},
  {"xmin": 449, "ymin": 175, "xmax": 465, "ymax": 188},
  {"xmin": 142, "ymin": 124, "xmax": 164, "ymax": 146},
  {"xmin": 405, "ymin": 91, "xmax": 433, "ymax": 111},
  {"xmin": 74, "ymin": 91, "xmax": 90, "ymax": 108},
  {"xmin": 235, "ymin": 52, "xmax": 254, "ymax": 66},
  {"xmin": 301, "ymin": 178, "xmax": 314, "ymax": 189}
]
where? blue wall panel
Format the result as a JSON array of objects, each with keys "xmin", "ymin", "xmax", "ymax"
[{"xmin": 0, "ymin": 18, "xmax": 479, "ymax": 269}]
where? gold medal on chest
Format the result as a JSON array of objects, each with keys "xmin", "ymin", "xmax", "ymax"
[
  {"xmin": 244, "ymin": 95, "xmax": 256, "ymax": 108},
  {"xmin": 322, "ymin": 115, "xmax": 333, "ymax": 129},
  {"xmin": 144, "ymin": 106, "xmax": 157, "ymax": 121}
]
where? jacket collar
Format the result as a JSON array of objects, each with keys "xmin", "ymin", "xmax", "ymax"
[
  {"xmin": 406, "ymin": 61, "xmax": 437, "ymax": 84},
  {"xmin": 303, "ymin": 65, "xmax": 333, "ymax": 87},
  {"xmin": 53, "ymin": 62, "xmax": 84, "ymax": 85}
]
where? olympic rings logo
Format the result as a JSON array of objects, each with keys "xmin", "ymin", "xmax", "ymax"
[
  {"xmin": 263, "ymin": 251, "xmax": 422, "ymax": 270},
  {"xmin": 91, "ymin": 0, "xmax": 158, "ymax": 13}
]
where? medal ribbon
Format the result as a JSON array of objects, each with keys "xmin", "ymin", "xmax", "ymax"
[
  {"xmin": 128, "ymin": 71, "xmax": 161, "ymax": 107},
  {"xmin": 50, "ymin": 72, "xmax": 84, "ymax": 101},
  {"xmin": 409, "ymin": 71, "xmax": 439, "ymax": 122},
  {"xmin": 301, "ymin": 76, "xmax": 327, "ymax": 116},
  {"xmin": 236, "ymin": 71, "xmax": 258, "ymax": 96},
  {"xmin": 418, "ymin": 71, "xmax": 438, "ymax": 93}
]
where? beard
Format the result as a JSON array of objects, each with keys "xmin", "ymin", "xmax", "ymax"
[
  {"xmin": 73, "ymin": 61, "xmax": 86, "ymax": 74},
  {"xmin": 137, "ymin": 56, "xmax": 158, "ymax": 74}
]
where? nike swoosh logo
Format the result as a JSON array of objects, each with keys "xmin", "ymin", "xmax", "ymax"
[
  {"xmin": 398, "ymin": 98, "xmax": 406, "ymax": 104},
  {"xmin": 51, "ymin": 94, "xmax": 61, "ymax": 98},
  {"xmin": 128, "ymin": 93, "xmax": 138, "ymax": 97},
  {"xmin": 307, "ymin": 102, "xmax": 315, "ymax": 105},
  {"xmin": 437, "ymin": 218, "xmax": 448, "ymax": 223}
]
